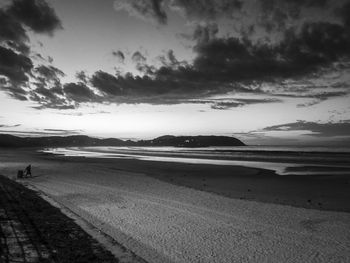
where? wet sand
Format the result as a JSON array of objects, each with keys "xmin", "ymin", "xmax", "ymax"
[
  {"xmin": 39, "ymin": 149, "xmax": 350, "ymax": 212},
  {"xmin": 1, "ymin": 148, "xmax": 350, "ymax": 262}
]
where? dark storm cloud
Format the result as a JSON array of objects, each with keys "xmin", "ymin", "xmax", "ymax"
[
  {"xmin": 131, "ymin": 51, "xmax": 147, "ymax": 63},
  {"xmin": 86, "ymin": 69, "xmax": 268, "ymax": 106},
  {"xmin": 2, "ymin": 0, "xmax": 349, "ymax": 110},
  {"xmin": 272, "ymin": 90, "xmax": 349, "ymax": 100},
  {"xmin": 33, "ymin": 85, "xmax": 56, "ymax": 98},
  {"xmin": 27, "ymin": 79, "xmax": 94, "ymax": 110},
  {"xmin": 8, "ymin": 0, "xmax": 62, "ymax": 35},
  {"xmin": 114, "ymin": 0, "xmax": 243, "ymax": 24},
  {"xmin": 209, "ymin": 98, "xmax": 281, "ymax": 110},
  {"xmin": 75, "ymin": 71, "xmax": 88, "ymax": 84},
  {"xmin": 263, "ymin": 120, "xmax": 350, "ymax": 137},
  {"xmin": 0, "ymin": 10, "xmax": 29, "ymax": 53},
  {"xmin": 81, "ymin": 32, "xmax": 349, "ymax": 106},
  {"xmin": 89, "ymin": 70, "xmax": 200, "ymax": 104},
  {"xmin": 331, "ymin": 81, "xmax": 350, "ymax": 90},
  {"xmin": 112, "ymin": 50, "xmax": 125, "ymax": 63},
  {"xmin": 182, "ymin": 98, "xmax": 280, "ymax": 110},
  {"xmin": 191, "ymin": 23, "xmax": 219, "ymax": 44},
  {"xmin": 112, "ymin": 0, "xmax": 350, "ymax": 83},
  {"xmin": 29, "ymin": 84, "xmax": 74, "ymax": 110},
  {"xmin": 2, "ymin": 84, "xmax": 28, "ymax": 101},
  {"xmin": 337, "ymin": 1, "xmax": 350, "ymax": 27},
  {"xmin": 90, "ymin": 71, "xmax": 125, "ymax": 96},
  {"xmin": 0, "ymin": 0, "xmax": 64, "ymax": 109},
  {"xmin": 114, "ymin": 0, "xmax": 167, "ymax": 25},
  {"xmin": 34, "ymin": 104, "xmax": 75, "ymax": 110},
  {"xmin": 101, "ymin": 15, "xmax": 350, "ymax": 104},
  {"xmin": 114, "ymin": 0, "xmax": 329, "ymax": 27},
  {"xmin": 192, "ymin": 21, "xmax": 350, "ymax": 82},
  {"xmin": 0, "ymin": 46, "xmax": 33, "ymax": 84},
  {"xmin": 34, "ymin": 65, "xmax": 65, "ymax": 82},
  {"xmin": 169, "ymin": 0, "xmax": 242, "ymax": 21},
  {"xmin": 63, "ymin": 82, "xmax": 97, "ymax": 103},
  {"xmin": 132, "ymin": 51, "xmax": 151, "ymax": 73},
  {"xmin": 158, "ymin": 49, "xmax": 188, "ymax": 69},
  {"xmin": 257, "ymin": 0, "xmax": 330, "ymax": 33},
  {"xmin": 29, "ymin": 64, "xmax": 66, "ymax": 107},
  {"xmin": 0, "ymin": 0, "xmax": 61, "ymax": 54}
]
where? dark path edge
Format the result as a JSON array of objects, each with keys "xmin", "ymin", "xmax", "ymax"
[{"xmin": 0, "ymin": 174, "xmax": 147, "ymax": 263}]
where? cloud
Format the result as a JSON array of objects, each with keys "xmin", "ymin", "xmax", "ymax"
[
  {"xmin": 8, "ymin": 0, "xmax": 62, "ymax": 35},
  {"xmin": 113, "ymin": 0, "xmax": 244, "ymax": 25},
  {"xmin": 191, "ymin": 21, "xmax": 350, "ymax": 82},
  {"xmin": 112, "ymin": 0, "xmax": 350, "ymax": 82},
  {"xmin": 90, "ymin": 71, "xmax": 125, "ymax": 96},
  {"xmin": 337, "ymin": 1, "xmax": 350, "ymax": 27},
  {"xmin": 43, "ymin": 128, "xmax": 82, "ymax": 135},
  {"xmin": 114, "ymin": 0, "xmax": 167, "ymax": 25},
  {"xmin": 0, "ymin": 46, "xmax": 33, "ymax": 84},
  {"xmin": 256, "ymin": 0, "xmax": 330, "ymax": 33},
  {"xmin": 113, "ymin": 0, "xmax": 328, "ymax": 27},
  {"xmin": 182, "ymin": 98, "xmax": 281, "ymax": 110},
  {"xmin": 209, "ymin": 98, "xmax": 281, "ymax": 110},
  {"xmin": 157, "ymin": 49, "xmax": 188, "ymax": 69},
  {"xmin": 75, "ymin": 70, "xmax": 88, "ymax": 84},
  {"xmin": 85, "ymin": 68, "xmax": 269, "ymax": 106},
  {"xmin": 34, "ymin": 64, "xmax": 65, "ymax": 82},
  {"xmin": 132, "ymin": 51, "xmax": 151, "ymax": 73},
  {"xmin": 112, "ymin": 50, "xmax": 125, "ymax": 63},
  {"xmin": 131, "ymin": 51, "xmax": 147, "ymax": 63},
  {"xmin": 30, "ymin": 85, "xmax": 72, "ymax": 109},
  {"xmin": 263, "ymin": 120, "xmax": 350, "ymax": 137},
  {"xmin": 0, "ymin": 9, "xmax": 29, "ymax": 53},
  {"xmin": 63, "ymin": 82, "xmax": 97, "ymax": 103},
  {"xmin": 111, "ymin": 0, "xmax": 350, "ymax": 84},
  {"xmin": 0, "ymin": 124, "xmax": 21, "ymax": 128},
  {"xmin": 2, "ymin": 0, "xmax": 349, "ymax": 111},
  {"xmin": 0, "ymin": 129, "xmax": 82, "ymax": 136},
  {"xmin": 26, "ymin": 64, "xmax": 68, "ymax": 108},
  {"xmin": 269, "ymin": 90, "xmax": 350, "ymax": 107},
  {"xmin": 169, "ymin": 0, "xmax": 242, "ymax": 21},
  {"xmin": 0, "ymin": 0, "xmax": 64, "ymax": 107},
  {"xmin": 192, "ymin": 23, "xmax": 218, "ymax": 43}
]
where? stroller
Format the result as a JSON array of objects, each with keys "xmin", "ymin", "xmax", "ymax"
[{"xmin": 17, "ymin": 165, "xmax": 32, "ymax": 179}]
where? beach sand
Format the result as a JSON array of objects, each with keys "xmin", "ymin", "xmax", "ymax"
[{"xmin": 1, "ymin": 149, "xmax": 350, "ymax": 262}]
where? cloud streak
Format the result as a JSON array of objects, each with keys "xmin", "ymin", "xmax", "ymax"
[
  {"xmin": 263, "ymin": 120, "xmax": 350, "ymax": 137},
  {"xmin": 114, "ymin": 0, "xmax": 167, "ymax": 24}
]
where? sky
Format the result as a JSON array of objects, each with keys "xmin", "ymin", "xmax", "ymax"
[{"xmin": 0, "ymin": 0, "xmax": 350, "ymax": 145}]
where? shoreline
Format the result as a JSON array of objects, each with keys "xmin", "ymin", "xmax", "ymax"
[
  {"xmin": 39, "ymin": 149, "xmax": 350, "ymax": 212},
  {"xmin": 2, "ymin": 148, "xmax": 350, "ymax": 212},
  {"xmin": 39, "ymin": 146, "xmax": 350, "ymax": 177}
]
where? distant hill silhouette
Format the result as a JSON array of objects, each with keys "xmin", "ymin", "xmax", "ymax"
[
  {"xmin": 138, "ymin": 135, "xmax": 245, "ymax": 147},
  {"xmin": 0, "ymin": 134, "xmax": 245, "ymax": 148}
]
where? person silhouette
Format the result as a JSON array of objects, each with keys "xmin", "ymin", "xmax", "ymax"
[{"xmin": 24, "ymin": 164, "xmax": 32, "ymax": 177}]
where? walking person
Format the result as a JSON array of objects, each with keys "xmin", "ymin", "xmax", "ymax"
[{"xmin": 24, "ymin": 164, "xmax": 32, "ymax": 177}]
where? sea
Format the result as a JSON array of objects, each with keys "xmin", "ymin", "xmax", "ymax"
[{"xmin": 41, "ymin": 146, "xmax": 350, "ymax": 176}]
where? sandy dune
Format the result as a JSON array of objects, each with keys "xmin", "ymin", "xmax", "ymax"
[{"xmin": 19, "ymin": 160, "xmax": 350, "ymax": 263}]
